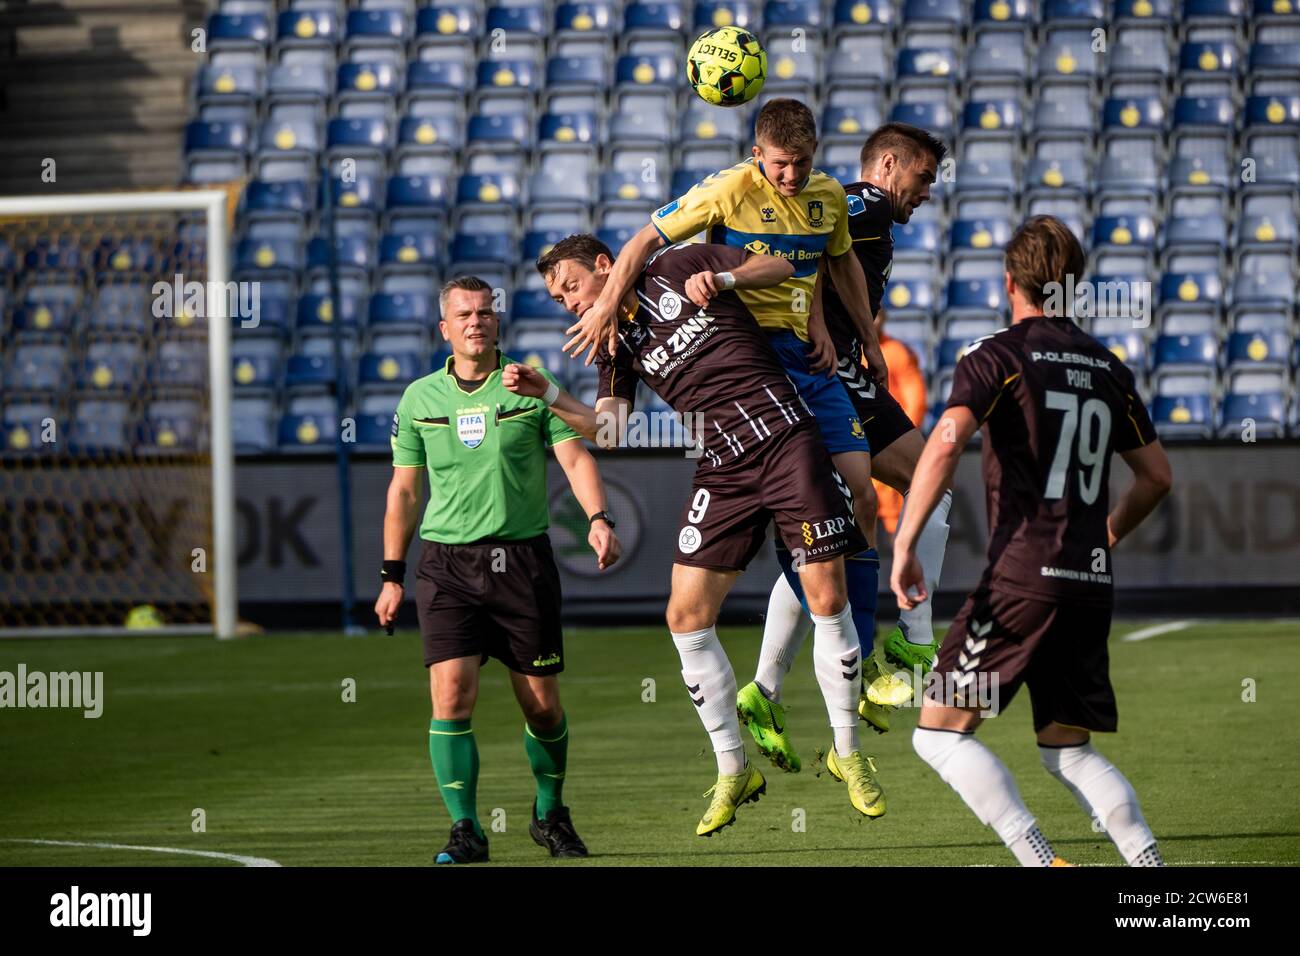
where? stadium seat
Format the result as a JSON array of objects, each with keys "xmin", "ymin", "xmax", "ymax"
[
  {"xmin": 1219, "ymin": 391, "xmax": 1287, "ymax": 439},
  {"xmin": 5, "ymin": 344, "xmax": 70, "ymax": 395},
  {"xmin": 138, "ymin": 400, "xmax": 205, "ymax": 455},
  {"xmin": 68, "ymin": 400, "xmax": 135, "ymax": 454},
  {"xmin": 369, "ymin": 292, "xmax": 437, "ymax": 333},
  {"xmin": 1152, "ymin": 393, "xmax": 1215, "ymax": 440},
  {"xmin": 1226, "ymin": 330, "xmax": 1291, "ymax": 373}
]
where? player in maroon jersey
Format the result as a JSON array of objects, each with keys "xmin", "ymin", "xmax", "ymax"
[
  {"xmin": 503, "ymin": 235, "xmax": 888, "ymax": 834},
  {"xmin": 892, "ymin": 216, "xmax": 1173, "ymax": 867}
]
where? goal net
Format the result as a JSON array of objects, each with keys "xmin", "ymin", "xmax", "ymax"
[{"xmin": 0, "ymin": 190, "xmax": 239, "ymax": 637}]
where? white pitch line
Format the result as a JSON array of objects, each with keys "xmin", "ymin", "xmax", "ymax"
[
  {"xmin": 2, "ymin": 839, "xmax": 281, "ymax": 867},
  {"xmin": 1123, "ymin": 620, "xmax": 1195, "ymax": 643}
]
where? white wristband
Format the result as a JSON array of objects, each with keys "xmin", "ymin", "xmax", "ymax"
[
  {"xmin": 542, "ymin": 381, "xmax": 560, "ymax": 406},
  {"xmin": 716, "ymin": 271, "xmax": 736, "ymax": 290}
]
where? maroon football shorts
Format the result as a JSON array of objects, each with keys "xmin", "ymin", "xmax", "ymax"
[
  {"xmin": 936, "ymin": 586, "xmax": 1118, "ymax": 732},
  {"xmin": 673, "ymin": 422, "xmax": 867, "ymax": 571}
]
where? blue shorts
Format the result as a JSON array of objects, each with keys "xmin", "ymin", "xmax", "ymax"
[{"xmin": 767, "ymin": 330, "xmax": 871, "ymax": 456}]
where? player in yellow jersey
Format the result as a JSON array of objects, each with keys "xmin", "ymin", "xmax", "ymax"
[{"xmin": 564, "ymin": 99, "xmax": 895, "ymax": 808}]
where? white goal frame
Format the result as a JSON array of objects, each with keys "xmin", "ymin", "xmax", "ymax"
[{"xmin": 0, "ymin": 190, "xmax": 237, "ymax": 639}]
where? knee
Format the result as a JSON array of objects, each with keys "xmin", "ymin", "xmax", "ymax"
[
  {"xmin": 431, "ymin": 680, "xmax": 474, "ymax": 721},
  {"xmin": 522, "ymin": 699, "xmax": 564, "ymax": 731},
  {"xmin": 800, "ymin": 566, "xmax": 846, "ymax": 617},
  {"xmin": 666, "ymin": 601, "xmax": 712, "ymax": 634}
]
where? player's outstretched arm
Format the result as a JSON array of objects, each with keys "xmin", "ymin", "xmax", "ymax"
[
  {"xmin": 823, "ymin": 249, "xmax": 888, "ymax": 385},
  {"xmin": 552, "ymin": 439, "xmax": 622, "ymax": 571},
  {"xmin": 804, "ymin": 261, "xmax": 836, "ymax": 376},
  {"xmin": 1108, "ymin": 441, "xmax": 1174, "ymax": 547},
  {"xmin": 892, "ymin": 406, "xmax": 978, "ymax": 609},
  {"xmin": 375, "ymin": 465, "xmax": 422, "ymax": 629},
  {"xmin": 682, "ymin": 251, "xmax": 793, "ymax": 306},
  {"xmin": 502, "ymin": 362, "xmax": 629, "ymax": 448},
  {"xmin": 565, "ymin": 223, "xmax": 665, "ymax": 365}
]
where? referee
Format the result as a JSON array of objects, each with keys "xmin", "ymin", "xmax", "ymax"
[{"xmin": 375, "ymin": 276, "xmax": 621, "ymax": 865}]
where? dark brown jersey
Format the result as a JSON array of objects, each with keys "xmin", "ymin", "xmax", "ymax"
[
  {"xmin": 822, "ymin": 180, "xmax": 894, "ymax": 359},
  {"xmin": 945, "ymin": 317, "xmax": 1158, "ymax": 607},
  {"xmin": 595, "ymin": 241, "xmax": 812, "ymax": 468}
]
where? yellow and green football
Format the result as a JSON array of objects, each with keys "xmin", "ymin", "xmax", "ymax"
[{"xmin": 686, "ymin": 27, "xmax": 767, "ymax": 107}]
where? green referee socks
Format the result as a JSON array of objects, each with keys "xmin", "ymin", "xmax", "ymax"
[
  {"xmin": 524, "ymin": 714, "xmax": 569, "ymax": 817},
  {"xmin": 428, "ymin": 719, "xmax": 483, "ymax": 838}
]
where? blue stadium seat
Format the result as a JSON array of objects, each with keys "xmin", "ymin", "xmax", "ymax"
[
  {"xmin": 1226, "ymin": 330, "xmax": 1290, "ymax": 372},
  {"xmin": 1245, "ymin": 94, "xmax": 1300, "ymax": 131},
  {"xmin": 1102, "ymin": 96, "xmax": 1165, "ymax": 133},
  {"xmin": 5, "ymin": 344, "xmax": 69, "ymax": 394},
  {"xmin": 556, "ymin": 3, "xmax": 616, "ymax": 34},
  {"xmin": 337, "ymin": 62, "xmax": 400, "ymax": 98},
  {"xmin": 950, "ymin": 218, "xmax": 1013, "ymax": 252},
  {"xmin": 485, "ymin": 4, "xmax": 547, "ymax": 36},
  {"xmin": 9, "ymin": 302, "xmax": 75, "ymax": 340},
  {"xmin": 1173, "ymin": 95, "xmax": 1235, "ymax": 130},
  {"xmin": 1092, "ymin": 214, "xmax": 1158, "ymax": 249},
  {"xmin": 232, "ymin": 397, "xmax": 277, "ymax": 453},
  {"xmin": 1152, "ymin": 394, "xmax": 1214, "ymax": 439},
  {"xmin": 1043, "ymin": 0, "xmax": 1105, "ymax": 24},
  {"xmin": 326, "ymin": 116, "xmax": 390, "ymax": 157},
  {"xmin": 2, "ymin": 401, "xmax": 59, "ymax": 455},
  {"xmin": 344, "ymin": 8, "xmax": 409, "ymax": 44},
  {"xmin": 276, "ymin": 9, "xmax": 338, "ymax": 45},
  {"xmin": 896, "ymin": 48, "xmax": 959, "ymax": 81},
  {"xmin": 245, "ymin": 179, "xmax": 313, "ymax": 219},
  {"xmin": 306, "ymin": 234, "xmax": 374, "ymax": 277},
  {"xmin": 624, "ymin": 2, "xmax": 686, "ymax": 34},
  {"xmin": 893, "ymin": 219, "xmax": 942, "ymax": 257},
  {"xmin": 90, "ymin": 283, "xmax": 151, "ymax": 336},
  {"xmin": 467, "ymin": 113, "xmax": 533, "ymax": 149},
  {"xmin": 415, "ymin": 5, "xmax": 481, "ymax": 42},
  {"xmin": 68, "ymin": 400, "xmax": 134, "ymax": 454},
  {"xmin": 615, "ymin": 54, "xmax": 677, "ymax": 88},
  {"xmin": 456, "ymin": 172, "xmax": 522, "ymax": 207},
  {"xmin": 522, "ymin": 230, "xmax": 568, "ymax": 263},
  {"xmin": 475, "ymin": 58, "xmax": 541, "ymax": 92},
  {"xmin": 138, "ymin": 400, "xmax": 204, "ymax": 454},
  {"xmin": 945, "ymin": 277, "xmax": 1007, "ymax": 314},
  {"xmin": 765, "ymin": 0, "xmax": 824, "ymax": 29},
  {"xmin": 1025, "ymin": 158, "xmax": 1089, "ymax": 194},
  {"xmin": 267, "ymin": 64, "xmax": 332, "ymax": 104},
  {"xmin": 1114, "ymin": 0, "xmax": 1173, "ymax": 19},
  {"xmin": 232, "ymin": 341, "xmax": 282, "ymax": 394},
  {"xmin": 378, "ymin": 232, "xmax": 442, "ymax": 272},
  {"xmin": 198, "ymin": 64, "xmax": 263, "ymax": 103},
  {"xmin": 513, "ymin": 289, "xmax": 571, "ymax": 326},
  {"xmin": 1238, "ymin": 213, "xmax": 1298, "ymax": 247},
  {"xmin": 93, "ymin": 239, "xmax": 158, "ymax": 276},
  {"xmin": 296, "ymin": 293, "xmax": 363, "ymax": 331},
  {"xmin": 1184, "ymin": 0, "xmax": 1247, "ymax": 23},
  {"xmin": 1250, "ymin": 42, "xmax": 1300, "ymax": 79},
  {"xmin": 538, "ymin": 112, "xmax": 599, "ymax": 146},
  {"xmin": 359, "ymin": 351, "xmax": 425, "ymax": 388},
  {"xmin": 184, "ymin": 120, "xmax": 250, "ymax": 156},
  {"xmin": 1097, "ymin": 331, "xmax": 1148, "ymax": 372},
  {"xmin": 962, "ymin": 99, "xmax": 1023, "ymax": 133},
  {"xmin": 386, "ymin": 175, "xmax": 450, "ymax": 214},
  {"xmin": 1164, "ymin": 214, "xmax": 1230, "ymax": 250},
  {"xmin": 451, "ymin": 233, "xmax": 517, "ymax": 267},
  {"xmin": 970, "ymin": 0, "xmax": 1034, "ymax": 28},
  {"xmin": 235, "ymin": 238, "xmax": 305, "ymax": 276},
  {"xmin": 77, "ymin": 342, "xmax": 145, "ymax": 395},
  {"xmin": 1159, "ymin": 272, "xmax": 1224, "ymax": 310},
  {"xmin": 207, "ymin": 13, "xmax": 271, "ymax": 49},
  {"xmin": 600, "ymin": 170, "xmax": 667, "ymax": 206},
  {"xmin": 889, "ymin": 101, "xmax": 955, "ymax": 139},
  {"xmin": 696, "ymin": 2, "xmax": 759, "ymax": 31},
  {"xmin": 1179, "ymin": 41, "xmax": 1240, "ymax": 77},
  {"xmin": 1219, "ymin": 391, "xmax": 1287, "ymax": 439},
  {"xmin": 407, "ymin": 60, "xmax": 472, "ymax": 95},
  {"xmin": 881, "ymin": 278, "xmax": 936, "ymax": 315},
  {"xmin": 546, "ymin": 56, "xmax": 607, "ymax": 91},
  {"xmin": 370, "ymin": 292, "xmax": 436, "ymax": 331},
  {"xmin": 397, "ymin": 115, "xmax": 463, "ymax": 154},
  {"xmin": 1153, "ymin": 333, "xmax": 1218, "ymax": 372},
  {"xmin": 278, "ymin": 411, "xmax": 338, "ymax": 452}
]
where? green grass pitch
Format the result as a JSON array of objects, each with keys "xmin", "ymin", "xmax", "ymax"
[{"xmin": 1, "ymin": 620, "xmax": 1296, "ymax": 866}]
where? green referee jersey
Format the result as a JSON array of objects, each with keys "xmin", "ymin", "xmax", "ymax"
[{"xmin": 391, "ymin": 351, "xmax": 582, "ymax": 544}]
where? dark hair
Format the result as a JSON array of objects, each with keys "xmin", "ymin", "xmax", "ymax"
[
  {"xmin": 754, "ymin": 98, "xmax": 818, "ymax": 153},
  {"xmin": 859, "ymin": 122, "xmax": 948, "ymax": 171},
  {"xmin": 1004, "ymin": 215, "xmax": 1087, "ymax": 310},
  {"xmin": 438, "ymin": 275, "xmax": 494, "ymax": 315},
  {"xmin": 535, "ymin": 233, "xmax": 615, "ymax": 279}
]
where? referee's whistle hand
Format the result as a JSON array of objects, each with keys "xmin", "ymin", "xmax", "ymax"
[
  {"xmin": 589, "ymin": 525, "xmax": 621, "ymax": 571},
  {"xmin": 503, "ymin": 363, "xmax": 547, "ymax": 397},
  {"xmin": 374, "ymin": 583, "xmax": 403, "ymax": 628}
]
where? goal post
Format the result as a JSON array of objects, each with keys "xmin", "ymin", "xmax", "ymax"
[{"xmin": 0, "ymin": 189, "xmax": 238, "ymax": 639}]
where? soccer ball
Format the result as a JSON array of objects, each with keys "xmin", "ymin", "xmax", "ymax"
[{"xmin": 686, "ymin": 27, "xmax": 766, "ymax": 107}]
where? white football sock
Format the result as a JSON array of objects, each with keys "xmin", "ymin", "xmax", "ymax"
[
  {"xmin": 897, "ymin": 490, "xmax": 951, "ymax": 645},
  {"xmin": 811, "ymin": 603, "xmax": 860, "ymax": 756},
  {"xmin": 672, "ymin": 627, "xmax": 745, "ymax": 775},
  {"xmin": 1040, "ymin": 742, "xmax": 1161, "ymax": 866},
  {"xmin": 914, "ymin": 728, "xmax": 1057, "ymax": 866},
  {"xmin": 754, "ymin": 574, "xmax": 810, "ymax": 702}
]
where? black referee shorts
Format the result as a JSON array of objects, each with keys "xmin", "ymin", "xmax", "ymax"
[{"xmin": 415, "ymin": 534, "xmax": 565, "ymax": 675}]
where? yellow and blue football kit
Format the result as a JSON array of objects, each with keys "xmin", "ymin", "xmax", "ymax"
[{"xmin": 651, "ymin": 157, "xmax": 868, "ymax": 456}]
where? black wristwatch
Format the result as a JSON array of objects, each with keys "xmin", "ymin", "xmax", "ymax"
[{"xmin": 588, "ymin": 510, "xmax": 616, "ymax": 529}]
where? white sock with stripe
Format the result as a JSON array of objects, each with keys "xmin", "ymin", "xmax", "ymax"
[
  {"xmin": 810, "ymin": 603, "xmax": 861, "ymax": 756},
  {"xmin": 897, "ymin": 490, "xmax": 951, "ymax": 645},
  {"xmin": 914, "ymin": 727, "xmax": 1058, "ymax": 866},
  {"xmin": 1040, "ymin": 741, "xmax": 1162, "ymax": 866},
  {"xmin": 672, "ymin": 626, "xmax": 746, "ymax": 775},
  {"xmin": 754, "ymin": 573, "xmax": 810, "ymax": 701}
]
